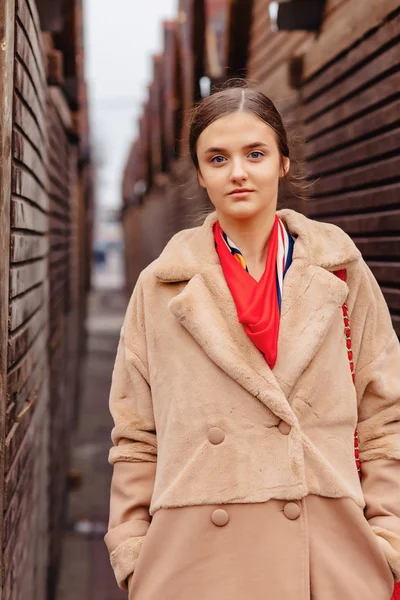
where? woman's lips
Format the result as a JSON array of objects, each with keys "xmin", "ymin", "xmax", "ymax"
[{"xmin": 228, "ymin": 189, "xmax": 254, "ymax": 197}]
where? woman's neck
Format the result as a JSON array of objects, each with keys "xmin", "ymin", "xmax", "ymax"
[{"xmin": 217, "ymin": 209, "xmax": 276, "ymax": 270}]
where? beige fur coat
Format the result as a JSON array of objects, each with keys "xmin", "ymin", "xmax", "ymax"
[{"xmin": 105, "ymin": 209, "xmax": 400, "ymax": 598}]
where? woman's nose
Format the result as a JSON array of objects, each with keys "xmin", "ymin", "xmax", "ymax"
[{"xmin": 230, "ymin": 159, "xmax": 248, "ymax": 182}]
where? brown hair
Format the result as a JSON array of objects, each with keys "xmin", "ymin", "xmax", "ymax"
[{"xmin": 188, "ymin": 84, "xmax": 310, "ymax": 205}]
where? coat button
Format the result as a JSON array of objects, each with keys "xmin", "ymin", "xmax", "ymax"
[
  {"xmin": 278, "ymin": 421, "xmax": 291, "ymax": 435},
  {"xmin": 283, "ymin": 502, "xmax": 301, "ymax": 520},
  {"xmin": 208, "ymin": 427, "xmax": 225, "ymax": 445},
  {"xmin": 211, "ymin": 509, "xmax": 229, "ymax": 527}
]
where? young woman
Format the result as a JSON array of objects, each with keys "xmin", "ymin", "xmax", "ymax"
[{"xmin": 105, "ymin": 86, "xmax": 400, "ymax": 600}]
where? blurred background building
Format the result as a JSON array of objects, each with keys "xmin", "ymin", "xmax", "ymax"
[{"xmin": 0, "ymin": 1, "xmax": 399, "ymax": 599}]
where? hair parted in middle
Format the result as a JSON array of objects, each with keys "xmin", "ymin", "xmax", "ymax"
[{"xmin": 188, "ymin": 81, "xmax": 310, "ymax": 205}]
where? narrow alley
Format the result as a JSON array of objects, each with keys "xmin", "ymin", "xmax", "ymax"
[{"xmin": 56, "ymin": 254, "xmax": 126, "ymax": 600}]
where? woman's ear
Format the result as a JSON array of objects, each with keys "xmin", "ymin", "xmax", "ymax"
[
  {"xmin": 280, "ymin": 157, "xmax": 290, "ymax": 178},
  {"xmin": 197, "ymin": 169, "xmax": 206, "ymax": 189}
]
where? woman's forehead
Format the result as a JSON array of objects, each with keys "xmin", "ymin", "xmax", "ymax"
[{"xmin": 197, "ymin": 113, "xmax": 277, "ymax": 152}]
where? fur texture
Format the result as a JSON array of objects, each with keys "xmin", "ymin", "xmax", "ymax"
[
  {"xmin": 106, "ymin": 209, "xmax": 400, "ymax": 587},
  {"xmin": 110, "ymin": 536, "xmax": 145, "ymax": 590}
]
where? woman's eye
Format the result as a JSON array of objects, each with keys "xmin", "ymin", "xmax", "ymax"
[
  {"xmin": 210, "ymin": 155, "xmax": 226, "ymax": 164},
  {"xmin": 249, "ymin": 151, "xmax": 264, "ymax": 159}
]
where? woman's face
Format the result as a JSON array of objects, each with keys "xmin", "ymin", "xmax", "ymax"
[{"xmin": 196, "ymin": 111, "xmax": 289, "ymax": 221}]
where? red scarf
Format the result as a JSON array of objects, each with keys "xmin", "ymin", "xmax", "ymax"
[{"xmin": 213, "ymin": 217, "xmax": 280, "ymax": 369}]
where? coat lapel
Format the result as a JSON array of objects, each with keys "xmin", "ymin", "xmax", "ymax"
[
  {"xmin": 154, "ymin": 209, "xmax": 360, "ymax": 423},
  {"xmin": 273, "ymin": 258, "xmax": 349, "ymax": 400},
  {"xmin": 168, "ymin": 264, "xmax": 298, "ymax": 426}
]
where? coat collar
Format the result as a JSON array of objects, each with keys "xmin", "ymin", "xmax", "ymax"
[
  {"xmin": 153, "ymin": 209, "xmax": 361, "ymax": 283},
  {"xmin": 152, "ymin": 209, "xmax": 361, "ymax": 425}
]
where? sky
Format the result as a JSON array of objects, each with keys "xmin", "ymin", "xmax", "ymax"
[{"xmin": 83, "ymin": 0, "xmax": 178, "ymax": 211}]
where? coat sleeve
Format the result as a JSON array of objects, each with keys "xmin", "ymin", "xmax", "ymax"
[
  {"xmin": 352, "ymin": 261, "xmax": 400, "ymax": 581},
  {"xmin": 104, "ymin": 276, "xmax": 157, "ymax": 590}
]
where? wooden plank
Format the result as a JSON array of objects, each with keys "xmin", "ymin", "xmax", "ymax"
[
  {"xmin": 366, "ymin": 261, "xmax": 400, "ymax": 286},
  {"xmin": 47, "ymin": 159, "xmax": 70, "ymax": 200},
  {"xmin": 9, "ymin": 284, "xmax": 44, "ymax": 331},
  {"xmin": 49, "ymin": 247, "xmax": 68, "ymax": 268},
  {"xmin": 11, "ymin": 197, "xmax": 48, "ymax": 234},
  {"xmin": 4, "ymin": 372, "xmax": 45, "ymax": 508},
  {"xmin": 3, "ymin": 488, "xmax": 32, "ymax": 585},
  {"xmin": 16, "ymin": 0, "xmax": 46, "ymax": 87},
  {"xmin": 49, "ymin": 86, "xmax": 73, "ymax": 132},
  {"xmin": 381, "ymin": 288, "xmax": 400, "ymax": 312},
  {"xmin": 7, "ymin": 326, "xmax": 47, "ymax": 398},
  {"xmin": 4, "ymin": 392, "xmax": 36, "ymax": 474},
  {"xmin": 14, "ymin": 60, "xmax": 46, "ymax": 139},
  {"xmin": 249, "ymin": 28, "xmax": 277, "ymax": 73},
  {"xmin": 249, "ymin": 8, "xmax": 270, "ymax": 56},
  {"xmin": 5, "ymin": 402, "xmax": 16, "ymax": 441},
  {"xmin": 312, "ymin": 155, "xmax": 400, "ymax": 197},
  {"xmin": 3, "ymin": 475, "xmax": 33, "ymax": 591},
  {"xmin": 8, "ymin": 305, "xmax": 46, "ymax": 368},
  {"xmin": 302, "ymin": 0, "xmax": 400, "ymax": 80},
  {"xmin": 47, "ymin": 49, "xmax": 64, "ymax": 85},
  {"xmin": 308, "ymin": 127, "xmax": 400, "ymax": 176},
  {"xmin": 320, "ymin": 209, "xmax": 400, "ymax": 235},
  {"xmin": 47, "ymin": 126, "xmax": 69, "ymax": 174},
  {"xmin": 10, "ymin": 232, "xmax": 48, "ymax": 263},
  {"xmin": 49, "ymin": 231, "xmax": 68, "ymax": 249},
  {"xmin": 325, "ymin": 0, "xmax": 350, "ymax": 15},
  {"xmin": 47, "ymin": 133, "xmax": 70, "ymax": 180},
  {"xmin": 24, "ymin": 0, "xmax": 43, "ymax": 46},
  {"xmin": 2, "ymin": 447, "xmax": 33, "ymax": 550},
  {"xmin": 9, "ymin": 259, "xmax": 47, "ymax": 299},
  {"xmin": 15, "ymin": 20, "xmax": 46, "ymax": 112},
  {"xmin": 305, "ymin": 97, "xmax": 400, "ymax": 159},
  {"xmin": 49, "ymin": 261, "xmax": 68, "ymax": 285},
  {"xmin": 13, "ymin": 93, "xmax": 44, "ymax": 156},
  {"xmin": 303, "ymin": 13, "xmax": 400, "ymax": 104},
  {"xmin": 257, "ymin": 42, "xmax": 312, "ymax": 101},
  {"xmin": 13, "ymin": 129, "xmax": 47, "ymax": 188},
  {"xmin": 303, "ymin": 34, "xmax": 400, "ymax": 122},
  {"xmin": 48, "ymin": 190, "xmax": 70, "ymax": 216},
  {"xmin": 7, "ymin": 354, "xmax": 44, "ymax": 422},
  {"xmin": 0, "ymin": 3, "xmax": 15, "ymax": 590},
  {"xmin": 49, "ymin": 211, "xmax": 70, "ymax": 233},
  {"xmin": 249, "ymin": 32, "xmax": 289, "ymax": 78},
  {"xmin": 308, "ymin": 183, "xmax": 400, "ymax": 218},
  {"xmin": 252, "ymin": 32, "xmax": 310, "ymax": 85},
  {"xmin": 304, "ymin": 69, "xmax": 400, "ymax": 139},
  {"xmin": 252, "ymin": 0, "xmax": 269, "ymax": 23},
  {"xmin": 353, "ymin": 237, "xmax": 400, "ymax": 260},
  {"xmin": 392, "ymin": 315, "xmax": 400, "ymax": 337},
  {"xmin": 12, "ymin": 164, "xmax": 48, "ymax": 213}
]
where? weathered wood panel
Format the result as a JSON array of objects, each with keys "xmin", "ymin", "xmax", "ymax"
[
  {"xmin": 46, "ymin": 83, "xmax": 81, "ymax": 596},
  {"xmin": 178, "ymin": 0, "xmax": 206, "ymax": 148},
  {"xmin": 0, "ymin": 2, "xmax": 16, "ymax": 597},
  {"xmin": 4, "ymin": 2, "xmax": 55, "ymax": 599},
  {"xmin": 1, "ymin": 1, "xmax": 91, "ymax": 597},
  {"xmin": 163, "ymin": 21, "xmax": 180, "ymax": 165},
  {"xmin": 303, "ymin": 7, "xmax": 400, "ymax": 329}
]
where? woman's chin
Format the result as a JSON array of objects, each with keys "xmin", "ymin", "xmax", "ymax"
[{"xmin": 223, "ymin": 201, "xmax": 263, "ymax": 220}]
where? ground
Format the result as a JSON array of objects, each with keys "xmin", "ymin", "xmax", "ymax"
[{"xmin": 57, "ymin": 251, "xmax": 127, "ymax": 600}]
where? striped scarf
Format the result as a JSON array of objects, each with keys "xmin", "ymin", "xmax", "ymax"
[
  {"xmin": 220, "ymin": 218, "xmax": 294, "ymax": 311},
  {"xmin": 214, "ymin": 216, "xmax": 294, "ymax": 368}
]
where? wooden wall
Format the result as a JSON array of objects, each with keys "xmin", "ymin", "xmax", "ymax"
[
  {"xmin": 46, "ymin": 84, "xmax": 81, "ymax": 595},
  {"xmin": 122, "ymin": 0, "xmax": 210, "ymax": 293},
  {"xmin": 4, "ymin": 1, "xmax": 50, "ymax": 597},
  {"xmin": 0, "ymin": 0, "xmax": 92, "ymax": 598},
  {"xmin": 302, "ymin": 5, "xmax": 400, "ymax": 335}
]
